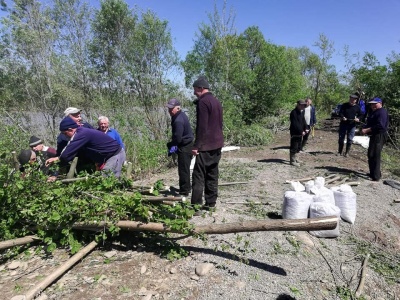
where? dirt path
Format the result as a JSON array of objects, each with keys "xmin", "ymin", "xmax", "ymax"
[{"xmin": 1, "ymin": 120, "xmax": 400, "ymax": 300}]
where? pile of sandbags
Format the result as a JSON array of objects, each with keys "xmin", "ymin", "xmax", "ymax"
[{"xmin": 282, "ymin": 177, "xmax": 357, "ymax": 238}]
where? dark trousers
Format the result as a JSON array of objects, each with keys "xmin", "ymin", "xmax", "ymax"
[
  {"xmin": 367, "ymin": 133, "xmax": 387, "ymax": 181},
  {"xmin": 301, "ymin": 125, "xmax": 311, "ymax": 149},
  {"xmin": 177, "ymin": 143, "xmax": 193, "ymax": 195},
  {"xmin": 338, "ymin": 122, "xmax": 356, "ymax": 149},
  {"xmin": 191, "ymin": 148, "xmax": 222, "ymax": 206},
  {"xmin": 290, "ymin": 135, "xmax": 302, "ymax": 154}
]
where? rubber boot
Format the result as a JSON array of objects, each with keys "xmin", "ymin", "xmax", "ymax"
[
  {"xmin": 290, "ymin": 153, "xmax": 300, "ymax": 167},
  {"xmin": 344, "ymin": 144, "xmax": 351, "ymax": 157},
  {"xmin": 338, "ymin": 142, "xmax": 344, "ymax": 156}
]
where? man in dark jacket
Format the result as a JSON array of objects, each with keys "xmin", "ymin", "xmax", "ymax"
[
  {"xmin": 301, "ymin": 97, "xmax": 317, "ymax": 151},
  {"xmin": 166, "ymin": 98, "xmax": 194, "ymax": 196},
  {"xmin": 46, "ymin": 116, "xmax": 126, "ymax": 178},
  {"xmin": 361, "ymin": 98, "xmax": 389, "ymax": 181},
  {"xmin": 290, "ymin": 100, "xmax": 307, "ymax": 166},
  {"xmin": 29, "ymin": 135, "xmax": 57, "ymax": 175},
  {"xmin": 191, "ymin": 76, "xmax": 224, "ymax": 213},
  {"xmin": 338, "ymin": 94, "xmax": 361, "ymax": 157}
]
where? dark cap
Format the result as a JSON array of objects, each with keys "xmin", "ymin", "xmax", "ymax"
[
  {"xmin": 18, "ymin": 149, "xmax": 33, "ymax": 165},
  {"xmin": 192, "ymin": 76, "xmax": 210, "ymax": 89},
  {"xmin": 350, "ymin": 94, "xmax": 359, "ymax": 99},
  {"xmin": 166, "ymin": 98, "xmax": 181, "ymax": 108},
  {"xmin": 297, "ymin": 100, "xmax": 306, "ymax": 105},
  {"xmin": 59, "ymin": 116, "xmax": 79, "ymax": 131},
  {"xmin": 368, "ymin": 97, "xmax": 382, "ymax": 104},
  {"xmin": 29, "ymin": 136, "xmax": 42, "ymax": 147}
]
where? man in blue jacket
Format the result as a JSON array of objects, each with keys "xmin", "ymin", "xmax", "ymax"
[
  {"xmin": 97, "ymin": 116, "xmax": 125, "ymax": 149},
  {"xmin": 191, "ymin": 76, "xmax": 224, "ymax": 213},
  {"xmin": 166, "ymin": 98, "xmax": 194, "ymax": 196},
  {"xmin": 46, "ymin": 116, "xmax": 126, "ymax": 178}
]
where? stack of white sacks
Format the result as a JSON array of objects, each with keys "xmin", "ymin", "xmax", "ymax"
[{"xmin": 282, "ymin": 177, "xmax": 357, "ymax": 238}]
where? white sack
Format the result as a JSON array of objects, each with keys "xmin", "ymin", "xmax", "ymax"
[
  {"xmin": 314, "ymin": 177, "xmax": 325, "ymax": 188},
  {"xmin": 309, "ymin": 203, "xmax": 341, "ymax": 238},
  {"xmin": 282, "ymin": 191, "xmax": 313, "ymax": 219},
  {"xmin": 304, "ymin": 180, "xmax": 315, "ymax": 194},
  {"xmin": 290, "ymin": 181, "xmax": 305, "ymax": 192},
  {"xmin": 313, "ymin": 186, "xmax": 335, "ymax": 205},
  {"xmin": 331, "ymin": 184, "xmax": 357, "ymax": 224}
]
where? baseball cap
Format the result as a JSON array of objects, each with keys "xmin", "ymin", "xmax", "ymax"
[
  {"xmin": 368, "ymin": 97, "xmax": 382, "ymax": 104},
  {"xmin": 297, "ymin": 100, "xmax": 306, "ymax": 105},
  {"xmin": 166, "ymin": 98, "xmax": 181, "ymax": 108},
  {"xmin": 64, "ymin": 107, "xmax": 81, "ymax": 116},
  {"xmin": 59, "ymin": 116, "xmax": 80, "ymax": 131}
]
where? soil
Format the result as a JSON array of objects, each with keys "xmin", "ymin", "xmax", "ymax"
[{"xmin": 1, "ymin": 119, "xmax": 400, "ymax": 300}]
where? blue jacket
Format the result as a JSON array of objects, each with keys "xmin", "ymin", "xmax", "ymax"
[
  {"xmin": 310, "ymin": 105, "xmax": 317, "ymax": 126},
  {"xmin": 60, "ymin": 127, "xmax": 121, "ymax": 164},
  {"xmin": 97, "ymin": 128, "xmax": 125, "ymax": 149}
]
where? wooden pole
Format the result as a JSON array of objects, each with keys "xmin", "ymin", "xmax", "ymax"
[
  {"xmin": 12, "ymin": 151, "xmax": 20, "ymax": 171},
  {"xmin": 219, "ymin": 182, "xmax": 248, "ymax": 186},
  {"xmin": 126, "ymin": 162, "xmax": 133, "ymax": 179},
  {"xmin": 285, "ymin": 177, "xmax": 314, "ymax": 183},
  {"xmin": 66, "ymin": 157, "xmax": 78, "ymax": 179},
  {"xmin": 23, "ymin": 240, "xmax": 98, "ymax": 300},
  {"xmin": 325, "ymin": 176, "xmax": 341, "ymax": 185},
  {"xmin": 355, "ymin": 253, "xmax": 370, "ymax": 298},
  {"xmin": 0, "ymin": 236, "xmax": 40, "ymax": 251},
  {"xmin": 60, "ymin": 176, "xmax": 88, "ymax": 184},
  {"xmin": 72, "ymin": 216, "xmax": 338, "ymax": 235}
]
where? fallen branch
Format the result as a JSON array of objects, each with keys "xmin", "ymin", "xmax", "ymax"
[
  {"xmin": 66, "ymin": 157, "xmax": 78, "ymax": 179},
  {"xmin": 346, "ymin": 181, "xmax": 360, "ymax": 186},
  {"xmin": 0, "ymin": 235, "xmax": 41, "ymax": 251},
  {"xmin": 60, "ymin": 176, "xmax": 88, "ymax": 184},
  {"xmin": 126, "ymin": 162, "xmax": 133, "ymax": 179},
  {"xmin": 72, "ymin": 216, "xmax": 338, "ymax": 235},
  {"xmin": 23, "ymin": 240, "xmax": 98, "ymax": 300},
  {"xmin": 355, "ymin": 253, "xmax": 370, "ymax": 298},
  {"xmin": 142, "ymin": 196, "xmax": 186, "ymax": 202},
  {"xmin": 285, "ymin": 177, "xmax": 314, "ymax": 183},
  {"xmin": 219, "ymin": 181, "xmax": 248, "ymax": 186},
  {"xmin": 325, "ymin": 176, "xmax": 341, "ymax": 185}
]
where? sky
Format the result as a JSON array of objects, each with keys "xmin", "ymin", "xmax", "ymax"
[{"xmin": 122, "ymin": 0, "xmax": 400, "ymax": 72}]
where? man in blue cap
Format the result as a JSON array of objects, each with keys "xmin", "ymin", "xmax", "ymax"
[
  {"xmin": 46, "ymin": 116, "xmax": 126, "ymax": 178},
  {"xmin": 361, "ymin": 98, "xmax": 389, "ymax": 181}
]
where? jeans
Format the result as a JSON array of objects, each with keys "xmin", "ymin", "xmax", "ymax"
[
  {"xmin": 338, "ymin": 122, "xmax": 356, "ymax": 148},
  {"xmin": 191, "ymin": 148, "xmax": 222, "ymax": 206}
]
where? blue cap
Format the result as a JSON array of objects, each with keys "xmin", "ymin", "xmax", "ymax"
[
  {"xmin": 368, "ymin": 97, "xmax": 382, "ymax": 104},
  {"xmin": 59, "ymin": 116, "xmax": 79, "ymax": 131}
]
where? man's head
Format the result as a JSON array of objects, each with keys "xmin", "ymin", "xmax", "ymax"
[
  {"xmin": 18, "ymin": 149, "xmax": 37, "ymax": 166},
  {"xmin": 368, "ymin": 97, "xmax": 383, "ymax": 111},
  {"xmin": 349, "ymin": 94, "xmax": 358, "ymax": 105},
  {"xmin": 98, "ymin": 116, "xmax": 110, "ymax": 133},
  {"xmin": 29, "ymin": 136, "xmax": 43, "ymax": 152},
  {"xmin": 64, "ymin": 107, "xmax": 83, "ymax": 125},
  {"xmin": 297, "ymin": 99, "xmax": 307, "ymax": 110},
  {"xmin": 192, "ymin": 76, "xmax": 210, "ymax": 98},
  {"xmin": 305, "ymin": 97, "xmax": 312, "ymax": 107},
  {"xmin": 166, "ymin": 98, "xmax": 181, "ymax": 116},
  {"xmin": 59, "ymin": 116, "xmax": 79, "ymax": 138}
]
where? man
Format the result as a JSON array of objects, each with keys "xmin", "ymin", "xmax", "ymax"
[
  {"xmin": 301, "ymin": 97, "xmax": 317, "ymax": 151},
  {"xmin": 289, "ymin": 100, "xmax": 307, "ymax": 166},
  {"xmin": 46, "ymin": 116, "xmax": 126, "ymax": 178},
  {"xmin": 338, "ymin": 94, "xmax": 361, "ymax": 157},
  {"xmin": 57, "ymin": 107, "xmax": 94, "ymax": 173},
  {"xmin": 191, "ymin": 76, "xmax": 224, "ymax": 213},
  {"xmin": 361, "ymin": 98, "xmax": 389, "ymax": 181},
  {"xmin": 29, "ymin": 135, "xmax": 57, "ymax": 175},
  {"xmin": 97, "ymin": 116, "xmax": 125, "ymax": 149},
  {"xmin": 166, "ymin": 98, "xmax": 194, "ymax": 196},
  {"xmin": 18, "ymin": 149, "xmax": 37, "ymax": 173}
]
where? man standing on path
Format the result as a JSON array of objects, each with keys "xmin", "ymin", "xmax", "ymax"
[
  {"xmin": 338, "ymin": 94, "xmax": 361, "ymax": 157},
  {"xmin": 301, "ymin": 97, "xmax": 316, "ymax": 151},
  {"xmin": 361, "ymin": 98, "xmax": 389, "ymax": 181},
  {"xmin": 191, "ymin": 76, "xmax": 224, "ymax": 214},
  {"xmin": 166, "ymin": 98, "xmax": 194, "ymax": 196},
  {"xmin": 290, "ymin": 100, "xmax": 307, "ymax": 166}
]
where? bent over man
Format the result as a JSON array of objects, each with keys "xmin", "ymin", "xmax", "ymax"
[{"xmin": 46, "ymin": 116, "xmax": 126, "ymax": 178}]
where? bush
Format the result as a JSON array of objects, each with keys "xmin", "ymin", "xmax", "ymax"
[{"xmin": 225, "ymin": 123, "xmax": 273, "ymax": 146}]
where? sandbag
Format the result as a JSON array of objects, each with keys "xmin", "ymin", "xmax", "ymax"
[
  {"xmin": 314, "ymin": 177, "xmax": 325, "ymax": 188},
  {"xmin": 304, "ymin": 180, "xmax": 315, "ymax": 194},
  {"xmin": 309, "ymin": 202, "xmax": 341, "ymax": 238},
  {"xmin": 290, "ymin": 181, "xmax": 305, "ymax": 192},
  {"xmin": 282, "ymin": 191, "xmax": 313, "ymax": 219},
  {"xmin": 312, "ymin": 186, "xmax": 335, "ymax": 205},
  {"xmin": 331, "ymin": 184, "xmax": 357, "ymax": 224}
]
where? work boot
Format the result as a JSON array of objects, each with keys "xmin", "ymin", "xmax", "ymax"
[
  {"xmin": 344, "ymin": 144, "xmax": 351, "ymax": 157},
  {"xmin": 338, "ymin": 143, "xmax": 344, "ymax": 156},
  {"xmin": 290, "ymin": 153, "xmax": 300, "ymax": 167}
]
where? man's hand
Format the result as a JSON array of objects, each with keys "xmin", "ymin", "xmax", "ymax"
[
  {"xmin": 342, "ymin": 117, "xmax": 347, "ymax": 121},
  {"xmin": 192, "ymin": 149, "xmax": 199, "ymax": 156},
  {"xmin": 47, "ymin": 176, "xmax": 57, "ymax": 182},
  {"xmin": 45, "ymin": 157, "xmax": 59, "ymax": 167},
  {"xmin": 355, "ymin": 117, "xmax": 359, "ymax": 122},
  {"xmin": 361, "ymin": 128, "xmax": 370, "ymax": 135}
]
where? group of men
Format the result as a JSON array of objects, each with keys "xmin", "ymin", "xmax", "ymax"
[
  {"xmin": 18, "ymin": 109, "xmax": 126, "ymax": 180},
  {"xmin": 289, "ymin": 93, "xmax": 389, "ymax": 182},
  {"xmin": 166, "ymin": 76, "xmax": 224, "ymax": 215}
]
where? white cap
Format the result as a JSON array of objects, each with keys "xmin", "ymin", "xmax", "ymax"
[{"xmin": 64, "ymin": 107, "xmax": 81, "ymax": 116}]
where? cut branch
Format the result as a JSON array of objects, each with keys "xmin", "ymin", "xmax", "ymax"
[
  {"xmin": 355, "ymin": 253, "xmax": 370, "ymax": 298},
  {"xmin": 0, "ymin": 235, "xmax": 41, "ymax": 250}
]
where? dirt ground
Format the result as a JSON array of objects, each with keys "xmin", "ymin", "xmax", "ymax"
[{"xmin": 1, "ymin": 119, "xmax": 400, "ymax": 300}]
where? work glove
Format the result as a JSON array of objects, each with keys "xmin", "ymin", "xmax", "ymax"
[{"xmin": 168, "ymin": 146, "xmax": 178, "ymax": 156}]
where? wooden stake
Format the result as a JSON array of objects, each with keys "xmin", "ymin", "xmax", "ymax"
[
  {"xmin": 126, "ymin": 162, "xmax": 133, "ymax": 179},
  {"xmin": 0, "ymin": 235, "xmax": 40, "ymax": 251},
  {"xmin": 66, "ymin": 157, "xmax": 78, "ymax": 179},
  {"xmin": 355, "ymin": 253, "xmax": 370, "ymax": 298},
  {"xmin": 23, "ymin": 240, "xmax": 98, "ymax": 300}
]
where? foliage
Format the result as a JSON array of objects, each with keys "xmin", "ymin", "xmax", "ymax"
[{"xmin": 225, "ymin": 123, "xmax": 273, "ymax": 146}]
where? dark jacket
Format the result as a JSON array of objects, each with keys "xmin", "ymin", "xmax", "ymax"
[
  {"xmin": 60, "ymin": 127, "xmax": 121, "ymax": 164},
  {"xmin": 194, "ymin": 92, "xmax": 224, "ymax": 151},
  {"xmin": 169, "ymin": 110, "xmax": 194, "ymax": 148},
  {"xmin": 366, "ymin": 107, "xmax": 389, "ymax": 135},
  {"xmin": 310, "ymin": 105, "xmax": 317, "ymax": 126},
  {"xmin": 57, "ymin": 122, "xmax": 93, "ymax": 156},
  {"xmin": 339, "ymin": 103, "xmax": 361, "ymax": 124},
  {"xmin": 290, "ymin": 108, "xmax": 306, "ymax": 136}
]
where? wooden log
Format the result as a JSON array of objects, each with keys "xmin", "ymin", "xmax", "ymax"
[
  {"xmin": 325, "ymin": 176, "xmax": 341, "ymax": 184},
  {"xmin": 218, "ymin": 181, "xmax": 248, "ymax": 186},
  {"xmin": 346, "ymin": 181, "xmax": 360, "ymax": 186},
  {"xmin": 0, "ymin": 235, "xmax": 40, "ymax": 251},
  {"xmin": 355, "ymin": 253, "xmax": 370, "ymax": 298},
  {"xmin": 72, "ymin": 216, "xmax": 338, "ymax": 235},
  {"xmin": 285, "ymin": 177, "xmax": 314, "ymax": 183},
  {"xmin": 142, "ymin": 196, "xmax": 185, "ymax": 202},
  {"xmin": 60, "ymin": 176, "xmax": 88, "ymax": 184},
  {"xmin": 66, "ymin": 157, "xmax": 79, "ymax": 179},
  {"xmin": 23, "ymin": 240, "xmax": 98, "ymax": 300},
  {"xmin": 126, "ymin": 162, "xmax": 133, "ymax": 179}
]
